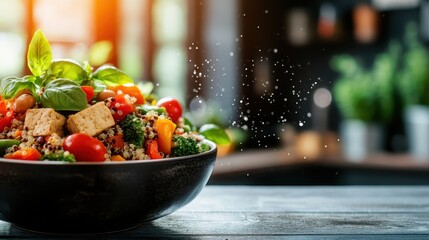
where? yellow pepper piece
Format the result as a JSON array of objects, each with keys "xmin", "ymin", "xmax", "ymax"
[{"xmin": 154, "ymin": 118, "xmax": 176, "ymax": 154}]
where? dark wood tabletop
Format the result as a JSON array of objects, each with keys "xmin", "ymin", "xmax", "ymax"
[{"xmin": 0, "ymin": 185, "xmax": 428, "ymax": 239}]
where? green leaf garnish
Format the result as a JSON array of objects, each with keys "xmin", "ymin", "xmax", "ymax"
[
  {"xmin": 0, "ymin": 77, "xmax": 36, "ymax": 99},
  {"xmin": 90, "ymin": 79, "xmax": 107, "ymax": 93},
  {"xmin": 184, "ymin": 117, "xmax": 196, "ymax": 132},
  {"xmin": 40, "ymin": 79, "xmax": 87, "ymax": 111},
  {"xmin": 44, "ymin": 59, "xmax": 88, "ymax": 85},
  {"xmin": 199, "ymin": 124, "xmax": 230, "ymax": 145},
  {"xmin": 27, "ymin": 30, "xmax": 52, "ymax": 77},
  {"xmin": 92, "ymin": 65, "xmax": 134, "ymax": 86}
]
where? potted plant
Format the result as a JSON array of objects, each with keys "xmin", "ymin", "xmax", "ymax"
[
  {"xmin": 331, "ymin": 43, "xmax": 399, "ymax": 161},
  {"xmin": 397, "ymin": 22, "xmax": 429, "ymax": 160}
]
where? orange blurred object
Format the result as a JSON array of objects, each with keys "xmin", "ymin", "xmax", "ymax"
[{"xmin": 353, "ymin": 4, "xmax": 379, "ymax": 43}]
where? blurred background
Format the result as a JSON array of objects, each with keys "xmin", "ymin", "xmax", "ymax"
[{"xmin": 1, "ymin": 0, "xmax": 429, "ymax": 184}]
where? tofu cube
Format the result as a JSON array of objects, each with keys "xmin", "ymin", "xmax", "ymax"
[
  {"xmin": 24, "ymin": 108, "xmax": 66, "ymax": 136},
  {"xmin": 67, "ymin": 102, "xmax": 115, "ymax": 136}
]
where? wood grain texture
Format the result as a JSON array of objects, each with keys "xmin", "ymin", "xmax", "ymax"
[{"xmin": 0, "ymin": 186, "xmax": 428, "ymax": 239}]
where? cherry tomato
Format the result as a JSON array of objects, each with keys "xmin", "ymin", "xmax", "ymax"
[
  {"xmin": 106, "ymin": 94, "xmax": 135, "ymax": 122},
  {"xmin": 81, "ymin": 86, "xmax": 95, "ymax": 102},
  {"xmin": 109, "ymin": 84, "xmax": 145, "ymax": 105},
  {"xmin": 0, "ymin": 101, "xmax": 14, "ymax": 132},
  {"xmin": 63, "ymin": 133, "xmax": 107, "ymax": 162},
  {"xmin": 4, "ymin": 148, "xmax": 42, "ymax": 161},
  {"xmin": 156, "ymin": 97, "xmax": 183, "ymax": 123}
]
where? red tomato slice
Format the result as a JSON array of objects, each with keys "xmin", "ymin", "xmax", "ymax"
[
  {"xmin": 146, "ymin": 140, "xmax": 162, "ymax": 159},
  {"xmin": 63, "ymin": 133, "xmax": 107, "ymax": 162},
  {"xmin": 81, "ymin": 86, "xmax": 95, "ymax": 102},
  {"xmin": 0, "ymin": 101, "xmax": 14, "ymax": 132},
  {"xmin": 106, "ymin": 94, "xmax": 135, "ymax": 122},
  {"xmin": 156, "ymin": 97, "xmax": 183, "ymax": 123}
]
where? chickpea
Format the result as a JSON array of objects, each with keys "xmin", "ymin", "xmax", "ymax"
[
  {"xmin": 12, "ymin": 94, "xmax": 36, "ymax": 113},
  {"xmin": 97, "ymin": 89, "xmax": 117, "ymax": 101}
]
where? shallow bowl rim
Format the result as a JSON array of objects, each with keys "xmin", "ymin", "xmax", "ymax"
[{"xmin": 0, "ymin": 139, "xmax": 217, "ymax": 166}]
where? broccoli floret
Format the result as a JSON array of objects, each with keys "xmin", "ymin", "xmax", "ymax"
[
  {"xmin": 43, "ymin": 152, "xmax": 76, "ymax": 162},
  {"xmin": 172, "ymin": 136, "xmax": 200, "ymax": 157},
  {"xmin": 119, "ymin": 114, "xmax": 144, "ymax": 147}
]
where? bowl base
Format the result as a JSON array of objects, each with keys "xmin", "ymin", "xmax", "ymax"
[{"xmin": 12, "ymin": 222, "xmax": 143, "ymax": 235}]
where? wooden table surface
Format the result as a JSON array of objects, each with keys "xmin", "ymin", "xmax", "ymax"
[{"xmin": 0, "ymin": 186, "xmax": 428, "ymax": 239}]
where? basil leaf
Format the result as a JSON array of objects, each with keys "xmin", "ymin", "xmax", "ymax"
[
  {"xmin": 199, "ymin": 124, "xmax": 231, "ymax": 144},
  {"xmin": 91, "ymin": 79, "xmax": 106, "ymax": 93},
  {"xmin": 45, "ymin": 59, "xmax": 87, "ymax": 85},
  {"xmin": 0, "ymin": 76, "xmax": 16, "ymax": 94},
  {"xmin": 93, "ymin": 65, "xmax": 134, "ymax": 86},
  {"xmin": 184, "ymin": 117, "xmax": 196, "ymax": 132},
  {"xmin": 23, "ymin": 75, "xmax": 37, "ymax": 83},
  {"xmin": 0, "ymin": 77, "xmax": 36, "ymax": 99},
  {"xmin": 137, "ymin": 81, "xmax": 154, "ymax": 96},
  {"xmin": 83, "ymin": 61, "xmax": 93, "ymax": 77},
  {"xmin": 27, "ymin": 30, "xmax": 52, "ymax": 77},
  {"xmin": 41, "ymin": 79, "xmax": 87, "ymax": 111}
]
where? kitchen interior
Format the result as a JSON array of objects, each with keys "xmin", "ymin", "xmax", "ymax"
[{"xmin": 1, "ymin": 0, "xmax": 429, "ymax": 185}]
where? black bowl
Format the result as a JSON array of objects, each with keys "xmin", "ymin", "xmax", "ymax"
[{"xmin": 0, "ymin": 140, "xmax": 217, "ymax": 234}]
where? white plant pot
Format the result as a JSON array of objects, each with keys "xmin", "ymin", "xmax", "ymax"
[
  {"xmin": 404, "ymin": 105, "xmax": 429, "ymax": 161},
  {"xmin": 339, "ymin": 120, "xmax": 384, "ymax": 162}
]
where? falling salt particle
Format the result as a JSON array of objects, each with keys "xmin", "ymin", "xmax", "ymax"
[
  {"xmin": 246, "ymin": 174, "xmax": 250, "ymax": 177},
  {"xmin": 230, "ymin": 52, "xmax": 234, "ymax": 57},
  {"xmin": 265, "ymin": 10, "xmax": 269, "ymax": 14},
  {"xmin": 273, "ymin": 48, "xmax": 278, "ymax": 53},
  {"xmin": 307, "ymin": 112, "xmax": 312, "ymax": 117},
  {"xmin": 299, "ymin": 122, "xmax": 304, "ymax": 127},
  {"xmin": 337, "ymin": 138, "xmax": 340, "ymax": 142},
  {"xmin": 325, "ymin": 145, "xmax": 328, "ymax": 148},
  {"xmin": 303, "ymin": 156, "xmax": 307, "ymax": 159}
]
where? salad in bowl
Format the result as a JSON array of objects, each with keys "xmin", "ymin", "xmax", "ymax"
[
  {"xmin": 0, "ymin": 30, "xmax": 227, "ymax": 234},
  {"xmin": 0, "ymin": 30, "xmax": 228, "ymax": 162}
]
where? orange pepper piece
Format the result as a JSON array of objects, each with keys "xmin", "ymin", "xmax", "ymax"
[
  {"xmin": 154, "ymin": 118, "xmax": 176, "ymax": 154},
  {"xmin": 111, "ymin": 155, "xmax": 126, "ymax": 161},
  {"xmin": 109, "ymin": 84, "xmax": 145, "ymax": 105},
  {"xmin": 4, "ymin": 148, "xmax": 42, "ymax": 161}
]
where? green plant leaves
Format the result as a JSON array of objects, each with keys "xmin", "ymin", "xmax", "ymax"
[
  {"xmin": 40, "ymin": 79, "xmax": 87, "ymax": 111},
  {"xmin": 0, "ymin": 77, "xmax": 36, "ymax": 100},
  {"xmin": 45, "ymin": 59, "xmax": 88, "ymax": 85},
  {"xmin": 27, "ymin": 30, "xmax": 52, "ymax": 77},
  {"xmin": 199, "ymin": 124, "xmax": 230, "ymax": 145},
  {"xmin": 93, "ymin": 65, "xmax": 134, "ymax": 86},
  {"xmin": 4, "ymin": 30, "xmax": 136, "ymax": 113}
]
